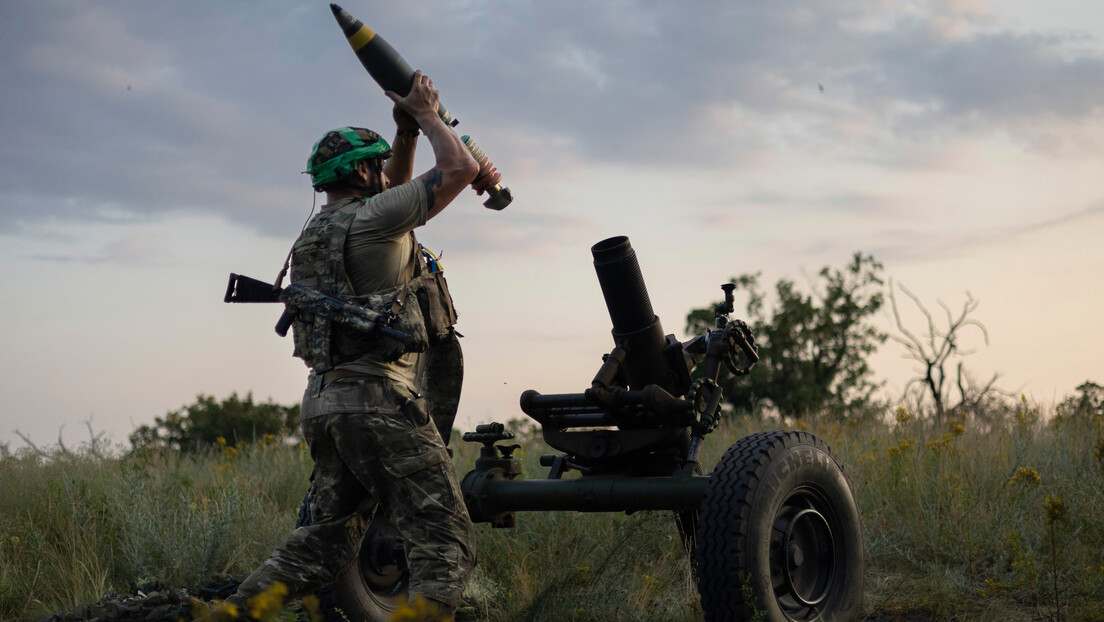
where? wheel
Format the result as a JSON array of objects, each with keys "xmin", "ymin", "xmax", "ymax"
[
  {"xmin": 695, "ymin": 431, "xmax": 863, "ymax": 621},
  {"xmin": 297, "ymin": 488, "xmax": 410, "ymax": 622},
  {"xmin": 327, "ymin": 517, "xmax": 409, "ymax": 621}
]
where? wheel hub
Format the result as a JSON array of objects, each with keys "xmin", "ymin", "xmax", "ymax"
[
  {"xmin": 357, "ymin": 523, "xmax": 407, "ymax": 596},
  {"xmin": 776, "ymin": 507, "xmax": 834, "ymax": 608}
]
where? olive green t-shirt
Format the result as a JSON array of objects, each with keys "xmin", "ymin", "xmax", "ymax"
[{"xmin": 331, "ymin": 179, "xmax": 428, "ymax": 391}]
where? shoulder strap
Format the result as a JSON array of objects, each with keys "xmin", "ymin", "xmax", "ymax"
[{"xmin": 410, "ymin": 232, "xmax": 425, "ymax": 278}]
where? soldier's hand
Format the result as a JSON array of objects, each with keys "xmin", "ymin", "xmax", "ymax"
[
  {"xmin": 384, "ymin": 71, "xmax": 439, "ymax": 122},
  {"xmin": 470, "ymin": 158, "xmax": 502, "ymax": 195},
  {"xmin": 393, "ymin": 104, "xmax": 419, "ymax": 133}
]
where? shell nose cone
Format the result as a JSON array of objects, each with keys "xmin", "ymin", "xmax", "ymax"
[{"xmin": 330, "ymin": 3, "xmax": 358, "ymax": 29}]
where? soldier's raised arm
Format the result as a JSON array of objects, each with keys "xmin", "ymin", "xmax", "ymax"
[{"xmin": 386, "ymin": 71, "xmax": 478, "ymax": 220}]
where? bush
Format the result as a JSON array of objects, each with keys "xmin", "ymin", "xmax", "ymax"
[
  {"xmin": 129, "ymin": 393, "xmax": 300, "ymax": 452},
  {"xmin": 686, "ymin": 252, "xmax": 886, "ymax": 418}
]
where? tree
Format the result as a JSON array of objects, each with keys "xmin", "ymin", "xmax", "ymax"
[
  {"xmin": 1056, "ymin": 381, "xmax": 1104, "ymax": 419},
  {"xmin": 888, "ymin": 281, "xmax": 1002, "ymax": 420},
  {"xmin": 129, "ymin": 392, "xmax": 300, "ymax": 452},
  {"xmin": 686, "ymin": 252, "xmax": 886, "ymax": 418}
]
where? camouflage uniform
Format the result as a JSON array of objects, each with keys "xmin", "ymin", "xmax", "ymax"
[
  {"xmin": 225, "ymin": 164, "xmax": 474, "ymax": 612},
  {"xmin": 229, "ymin": 377, "xmax": 473, "ymax": 609}
]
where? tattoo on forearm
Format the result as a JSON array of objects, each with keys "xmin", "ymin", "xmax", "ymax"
[{"xmin": 422, "ymin": 169, "xmax": 443, "ymax": 211}]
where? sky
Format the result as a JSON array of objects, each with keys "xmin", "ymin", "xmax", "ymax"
[{"xmin": 1, "ymin": 0, "xmax": 1102, "ymax": 450}]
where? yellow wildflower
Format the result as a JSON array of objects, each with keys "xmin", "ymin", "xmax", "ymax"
[
  {"xmin": 1044, "ymin": 496, "xmax": 1066, "ymax": 525},
  {"xmin": 301, "ymin": 594, "xmax": 323, "ymax": 622},
  {"xmin": 894, "ymin": 407, "xmax": 914, "ymax": 424},
  {"xmin": 388, "ymin": 594, "xmax": 447, "ymax": 621},
  {"xmin": 925, "ymin": 435, "xmax": 951, "ymax": 454},
  {"xmin": 575, "ymin": 565, "xmax": 590, "ymax": 583},
  {"xmin": 979, "ymin": 577, "xmax": 1002, "ymax": 598},
  {"xmin": 1008, "ymin": 466, "xmax": 1041, "ymax": 487},
  {"xmin": 886, "ymin": 439, "xmax": 916, "ymax": 457},
  {"xmin": 247, "ymin": 582, "xmax": 288, "ymax": 620}
]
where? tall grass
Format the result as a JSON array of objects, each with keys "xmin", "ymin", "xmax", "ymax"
[
  {"xmin": 846, "ymin": 401, "xmax": 1104, "ymax": 621},
  {"xmin": 3, "ymin": 400, "xmax": 1103, "ymax": 621},
  {"xmin": 0, "ymin": 438, "xmax": 311, "ymax": 620}
]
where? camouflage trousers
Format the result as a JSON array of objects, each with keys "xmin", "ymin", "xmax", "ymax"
[{"xmin": 227, "ymin": 376, "xmax": 476, "ymax": 610}]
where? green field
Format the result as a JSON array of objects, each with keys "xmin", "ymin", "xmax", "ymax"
[{"xmin": 3, "ymin": 400, "xmax": 1103, "ymax": 621}]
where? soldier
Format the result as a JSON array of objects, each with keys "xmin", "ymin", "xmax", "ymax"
[{"xmin": 218, "ymin": 71, "xmax": 499, "ymax": 618}]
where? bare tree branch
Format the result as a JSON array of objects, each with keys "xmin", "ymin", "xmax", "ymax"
[
  {"xmin": 13, "ymin": 431, "xmax": 48, "ymax": 458},
  {"xmin": 889, "ymin": 280, "xmax": 998, "ymax": 420}
]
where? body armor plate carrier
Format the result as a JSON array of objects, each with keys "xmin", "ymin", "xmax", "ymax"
[{"xmin": 289, "ymin": 199, "xmax": 458, "ymax": 373}]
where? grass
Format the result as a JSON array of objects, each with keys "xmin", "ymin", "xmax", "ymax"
[
  {"xmin": 0, "ymin": 436, "xmax": 311, "ymax": 620},
  {"xmin": 2, "ymin": 399, "xmax": 1103, "ymax": 621},
  {"xmin": 842, "ymin": 401, "xmax": 1104, "ymax": 621}
]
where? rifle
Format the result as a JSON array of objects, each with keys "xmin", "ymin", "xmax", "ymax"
[{"xmin": 223, "ymin": 273, "xmax": 410, "ymax": 344}]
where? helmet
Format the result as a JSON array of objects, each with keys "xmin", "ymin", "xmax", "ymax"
[{"xmin": 306, "ymin": 127, "xmax": 392, "ymax": 189}]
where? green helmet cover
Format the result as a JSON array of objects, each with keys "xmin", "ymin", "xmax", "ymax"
[{"xmin": 307, "ymin": 127, "xmax": 392, "ymax": 187}]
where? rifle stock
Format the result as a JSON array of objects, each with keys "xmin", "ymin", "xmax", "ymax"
[{"xmin": 224, "ymin": 273, "xmax": 281, "ymax": 303}]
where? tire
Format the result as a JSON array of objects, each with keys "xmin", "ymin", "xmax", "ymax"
[
  {"xmin": 695, "ymin": 431, "xmax": 863, "ymax": 622},
  {"xmin": 297, "ymin": 488, "xmax": 410, "ymax": 622}
]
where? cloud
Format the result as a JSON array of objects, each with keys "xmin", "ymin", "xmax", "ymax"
[
  {"xmin": 30, "ymin": 234, "xmax": 163, "ymax": 265},
  {"xmin": 858, "ymin": 201, "xmax": 1104, "ymax": 264},
  {"xmin": 422, "ymin": 208, "xmax": 599, "ymax": 258},
  {"xmin": 993, "ymin": 201, "xmax": 1104, "ymax": 239},
  {"xmin": 851, "ymin": 28, "xmax": 1104, "ymax": 129},
  {"xmin": 0, "ymin": 2, "xmax": 326, "ymax": 235},
  {"xmin": 429, "ymin": 1, "xmax": 1104, "ymax": 159},
  {"xmin": 2, "ymin": 0, "xmax": 1103, "ymax": 242}
]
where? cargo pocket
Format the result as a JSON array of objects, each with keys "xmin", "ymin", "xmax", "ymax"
[
  {"xmin": 398, "ymin": 393, "xmax": 432, "ymax": 428},
  {"xmin": 382, "ymin": 443, "xmax": 450, "ymax": 479},
  {"xmin": 379, "ymin": 442, "xmax": 459, "ymax": 515}
]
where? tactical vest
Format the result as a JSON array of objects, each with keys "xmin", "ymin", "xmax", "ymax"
[{"xmin": 289, "ymin": 199, "xmax": 458, "ymax": 372}]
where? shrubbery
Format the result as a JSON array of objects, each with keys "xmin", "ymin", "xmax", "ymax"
[
  {"xmin": 129, "ymin": 393, "xmax": 300, "ymax": 452},
  {"xmin": 685, "ymin": 252, "xmax": 886, "ymax": 418}
]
